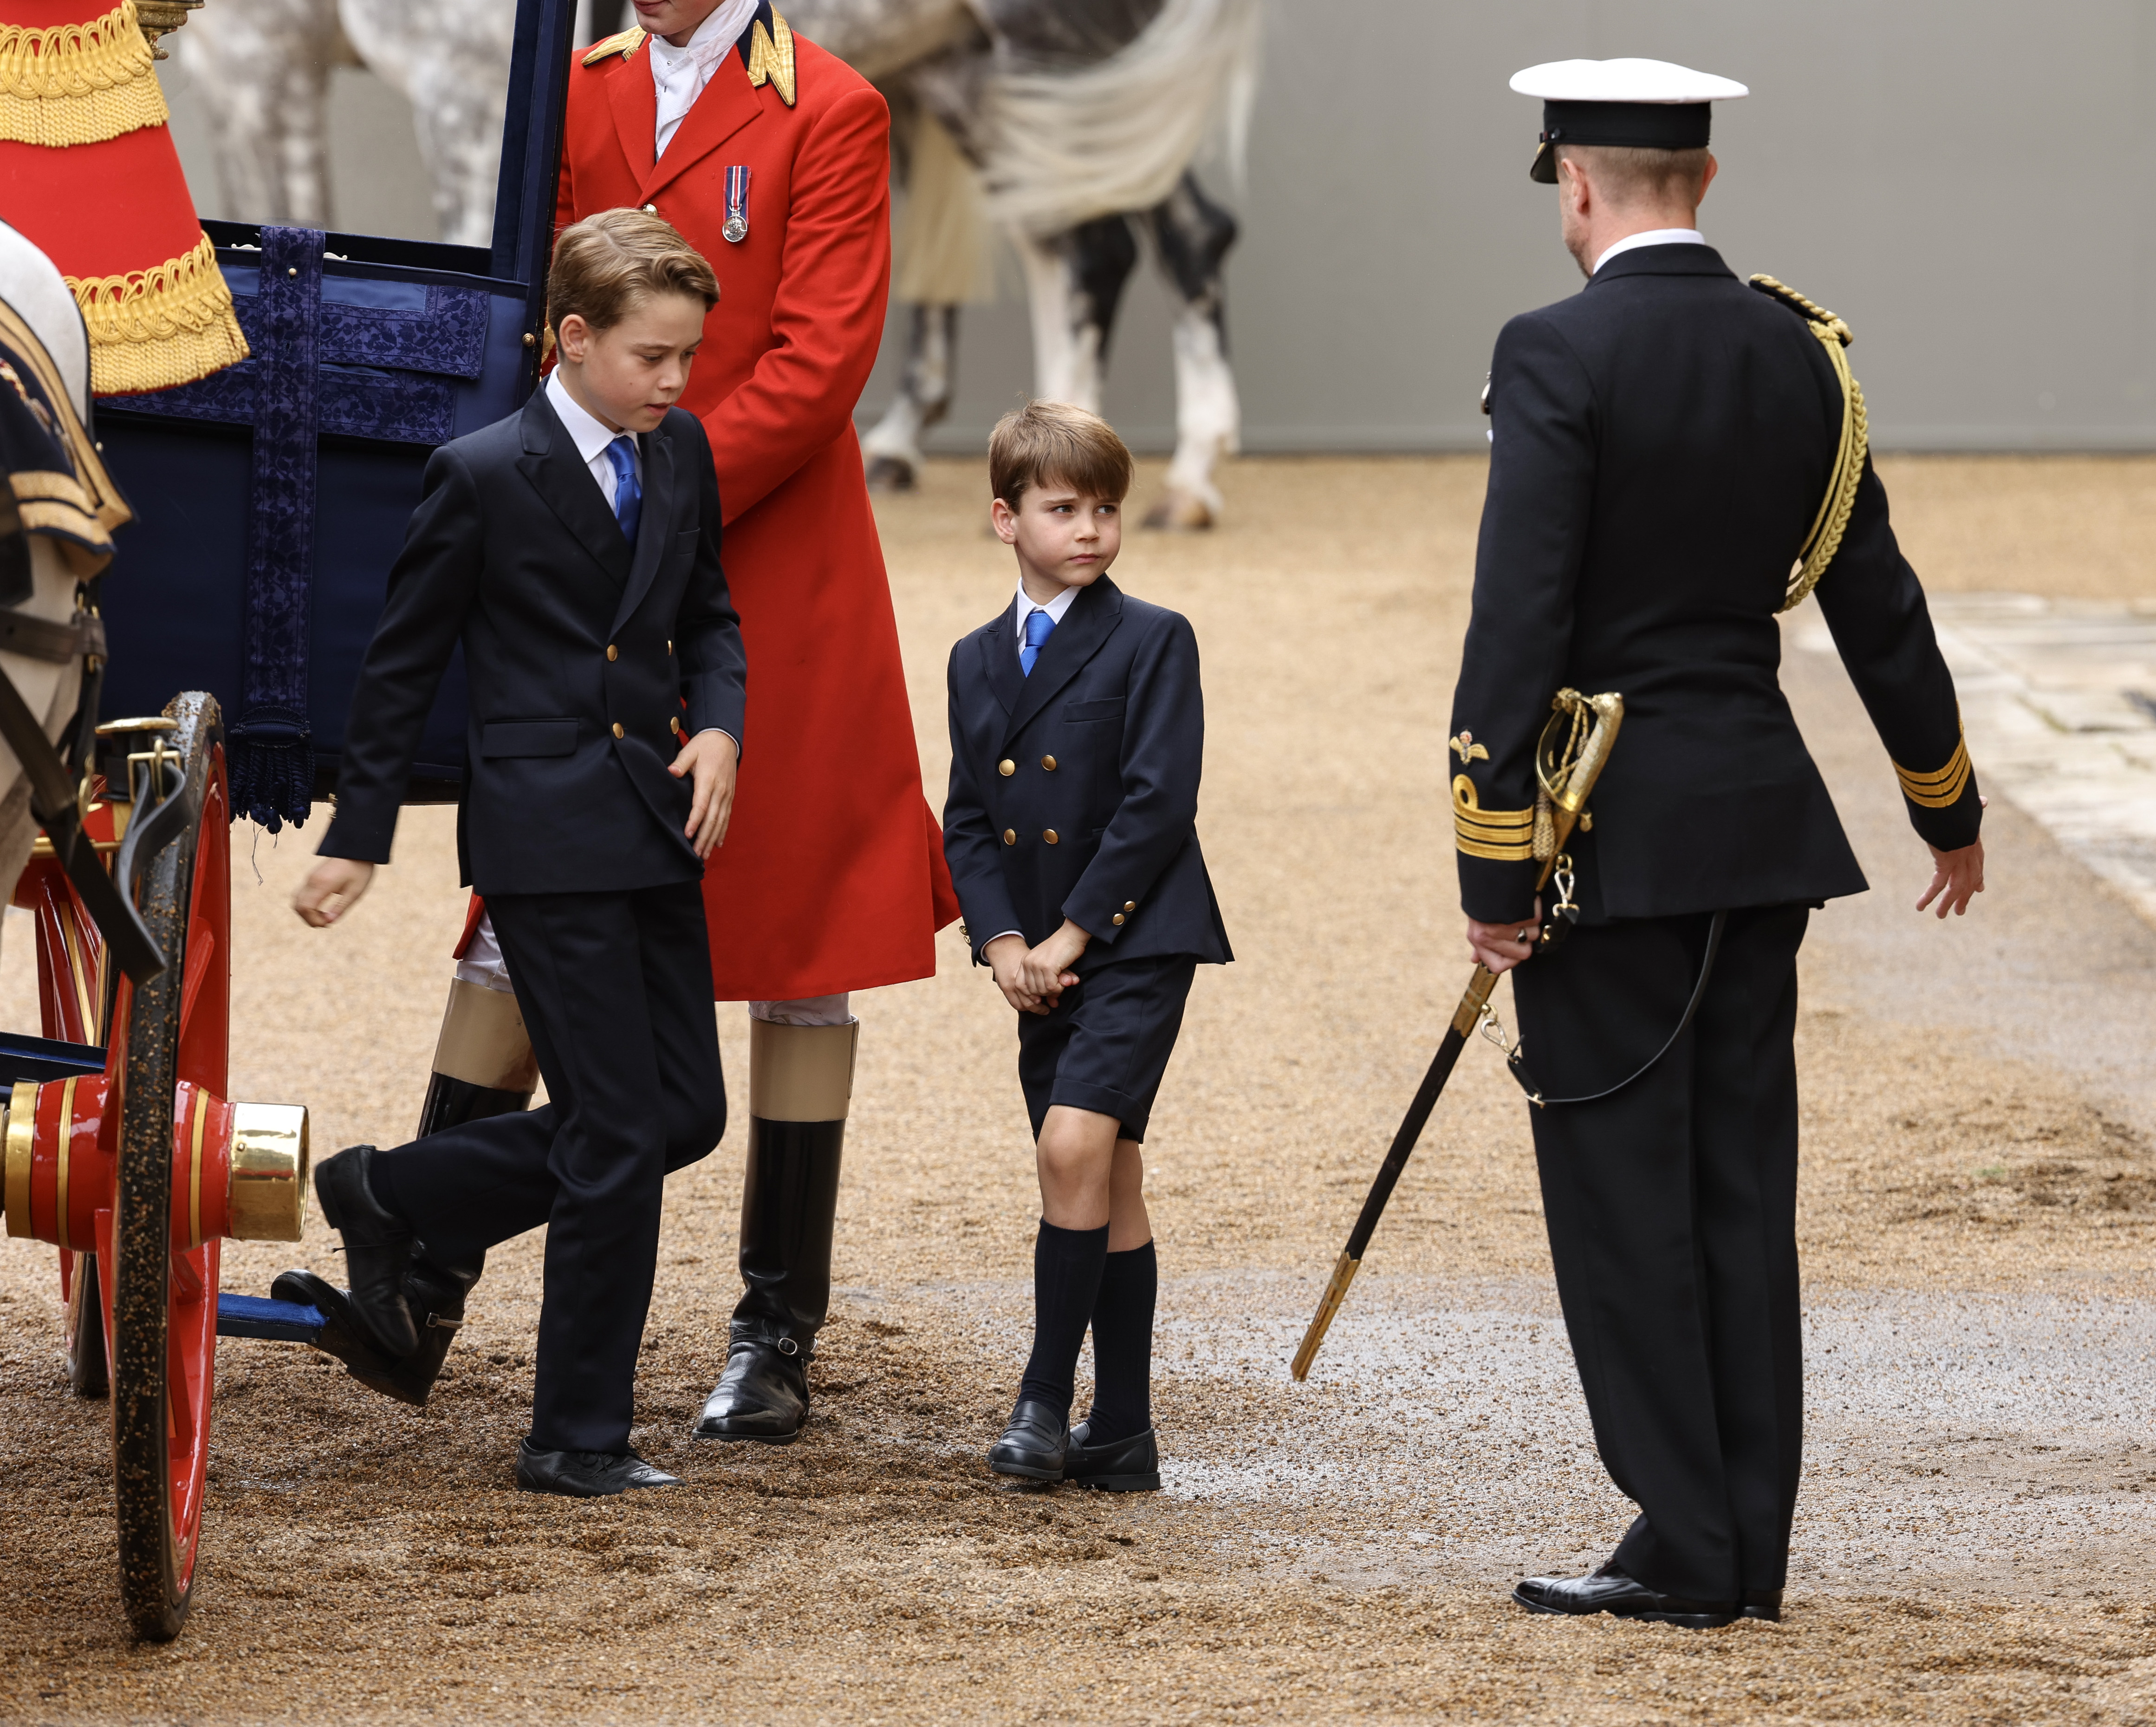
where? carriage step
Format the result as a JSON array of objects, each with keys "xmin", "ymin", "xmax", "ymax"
[
  {"xmin": 215, "ymin": 1293, "xmax": 324, "ymax": 1343},
  {"xmin": 0, "ymin": 1030, "xmax": 105, "ymax": 1085}
]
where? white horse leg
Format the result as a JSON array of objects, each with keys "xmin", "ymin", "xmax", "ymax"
[
  {"xmin": 175, "ymin": 0, "xmax": 342, "ymax": 226},
  {"xmin": 1145, "ymin": 171, "xmax": 1240, "ymax": 529},
  {"xmin": 864, "ymin": 303, "xmax": 957, "ymax": 492},
  {"xmin": 1015, "ymin": 215, "xmax": 1136, "ymax": 416}
]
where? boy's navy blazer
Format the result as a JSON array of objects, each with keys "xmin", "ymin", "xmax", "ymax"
[
  {"xmin": 319, "ymin": 388, "xmax": 748, "ymax": 895},
  {"xmin": 943, "ymin": 575, "xmax": 1230, "ymax": 971}
]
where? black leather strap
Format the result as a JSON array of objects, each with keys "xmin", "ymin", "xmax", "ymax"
[{"xmin": 0, "ymin": 606, "xmax": 104, "ymax": 664}]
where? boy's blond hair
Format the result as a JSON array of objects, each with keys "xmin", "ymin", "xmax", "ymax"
[
  {"xmin": 547, "ymin": 209, "xmax": 719, "ymax": 336},
  {"xmin": 988, "ymin": 399, "xmax": 1133, "ymax": 510}
]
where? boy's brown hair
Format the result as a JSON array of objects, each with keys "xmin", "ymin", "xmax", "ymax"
[
  {"xmin": 988, "ymin": 399, "xmax": 1133, "ymax": 509},
  {"xmin": 547, "ymin": 208, "xmax": 720, "ymax": 335}
]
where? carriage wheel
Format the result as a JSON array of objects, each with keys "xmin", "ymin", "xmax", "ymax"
[
  {"xmin": 107, "ymin": 692, "xmax": 230, "ymax": 1642},
  {"xmin": 64, "ymin": 1249, "xmax": 108, "ymax": 1398}
]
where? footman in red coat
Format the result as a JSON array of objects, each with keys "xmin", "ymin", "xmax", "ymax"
[{"xmin": 419, "ymin": 0, "xmax": 957, "ymax": 1445}]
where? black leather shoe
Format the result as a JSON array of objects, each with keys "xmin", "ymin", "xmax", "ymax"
[
  {"xmin": 274, "ymin": 1251, "xmax": 476, "ymax": 1408},
  {"xmin": 514, "ymin": 1439, "xmax": 681, "ymax": 1498},
  {"xmin": 1512, "ymin": 1563, "xmax": 1737, "ymax": 1628},
  {"xmin": 311, "ymin": 1145, "xmax": 418, "ymax": 1357},
  {"xmin": 1064, "ymin": 1420, "xmax": 1161, "ymax": 1492},
  {"xmin": 1741, "ymin": 1589, "xmax": 1784, "ymax": 1622},
  {"xmin": 694, "ymin": 1337, "xmax": 808, "ymax": 1442},
  {"xmin": 988, "ymin": 1400, "xmax": 1068, "ymax": 1482}
]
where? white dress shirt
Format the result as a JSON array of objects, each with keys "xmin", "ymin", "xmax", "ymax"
[
  {"xmin": 545, "ymin": 369, "xmax": 638, "ymax": 507},
  {"xmin": 649, "ymin": 0, "xmax": 758, "ymax": 156},
  {"xmin": 1592, "ymin": 227, "xmax": 1708, "ymax": 276},
  {"xmin": 1013, "ymin": 579, "xmax": 1081, "ymax": 667}
]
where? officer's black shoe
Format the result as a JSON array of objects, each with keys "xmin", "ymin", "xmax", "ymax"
[
  {"xmin": 1512, "ymin": 1563, "xmax": 1738, "ymax": 1628},
  {"xmin": 1063, "ymin": 1420, "xmax": 1162, "ymax": 1492},
  {"xmin": 514, "ymin": 1439, "xmax": 681, "ymax": 1498},
  {"xmin": 988, "ymin": 1399, "xmax": 1068, "ymax": 1482},
  {"xmin": 694, "ymin": 1337, "xmax": 808, "ymax": 1442},
  {"xmin": 311, "ymin": 1145, "xmax": 418, "ymax": 1358},
  {"xmin": 1741, "ymin": 1589, "xmax": 1784, "ymax": 1622},
  {"xmin": 273, "ymin": 1252, "xmax": 477, "ymax": 1408}
]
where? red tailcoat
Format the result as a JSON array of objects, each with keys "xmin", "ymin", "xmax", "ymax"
[{"xmin": 556, "ymin": 19, "xmax": 956, "ymax": 998}]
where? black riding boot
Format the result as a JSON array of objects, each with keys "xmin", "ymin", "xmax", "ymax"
[
  {"xmin": 416, "ymin": 977, "xmax": 539, "ymax": 1137},
  {"xmin": 696, "ymin": 1018, "xmax": 856, "ymax": 1444}
]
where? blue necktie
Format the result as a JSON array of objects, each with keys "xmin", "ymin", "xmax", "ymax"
[
  {"xmin": 1020, "ymin": 606, "xmax": 1055, "ymax": 676},
  {"xmin": 604, "ymin": 435, "xmax": 642, "ymax": 547}
]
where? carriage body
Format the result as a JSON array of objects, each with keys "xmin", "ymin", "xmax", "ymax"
[{"xmin": 0, "ymin": 0, "xmax": 575, "ymax": 1642}]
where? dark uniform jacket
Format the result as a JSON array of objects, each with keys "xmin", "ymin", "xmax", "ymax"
[
  {"xmin": 943, "ymin": 576, "xmax": 1231, "ymax": 973},
  {"xmin": 320, "ymin": 388, "xmax": 748, "ymax": 895},
  {"xmin": 1451, "ymin": 243, "xmax": 1981, "ymax": 926}
]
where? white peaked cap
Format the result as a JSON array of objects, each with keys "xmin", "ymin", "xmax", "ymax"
[{"xmin": 1510, "ymin": 59, "xmax": 1750, "ymax": 105}]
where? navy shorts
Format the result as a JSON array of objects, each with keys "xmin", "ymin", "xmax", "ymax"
[{"xmin": 1015, "ymin": 954, "xmax": 1197, "ymax": 1144}]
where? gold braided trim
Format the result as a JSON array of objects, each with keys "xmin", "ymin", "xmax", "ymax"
[
  {"xmin": 0, "ymin": 0, "xmax": 168, "ymax": 146},
  {"xmin": 1895, "ymin": 733, "xmax": 1973, "ymax": 808},
  {"xmin": 581, "ymin": 25, "xmax": 645, "ymax": 64},
  {"xmin": 66, "ymin": 230, "xmax": 249, "ymax": 395},
  {"xmin": 1454, "ymin": 774, "xmax": 1535, "ymax": 862},
  {"xmin": 10, "ymin": 468, "xmax": 95, "ymax": 512},
  {"xmin": 1752, "ymin": 274, "xmax": 1868, "ymax": 615},
  {"xmin": 747, "ymin": 11, "xmax": 795, "ymax": 106},
  {"xmin": 0, "ymin": 298, "xmax": 127, "ymax": 533}
]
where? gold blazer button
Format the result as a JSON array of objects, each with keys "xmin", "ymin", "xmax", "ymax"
[
  {"xmin": 1112, "ymin": 913, "xmax": 1125, "ymax": 926},
  {"xmin": 1124, "ymin": 901, "xmax": 1136, "ymax": 912},
  {"xmin": 998, "ymin": 759, "xmax": 1015, "ymax": 776},
  {"xmin": 1002, "ymin": 829, "xmax": 1016, "ymax": 845},
  {"xmin": 670, "ymin": 716, "xmax": 682, "ymax": 734},
  {"xmin": 611, "ymin": 722, "xmax": 625, "ymax": 739},
  {"xmin": 1044, "ymin": 829, "xmax": 1059, "ymax": 844},
  {"xmin": 607, "ymin": 644, "xmax": 619, "ymax": 661},
  {"xmin": 1041, "ymin": 755, "xmax": 1057, "ymax": 770}
]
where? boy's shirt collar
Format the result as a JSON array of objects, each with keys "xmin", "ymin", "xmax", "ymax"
[
  {"xmin": 545, "ymin": 369, "xmax": 631, "ymax": 465},
  {"xmin": 1012, "ymin": 578, "xmax": 1081, "ymax": 645}
]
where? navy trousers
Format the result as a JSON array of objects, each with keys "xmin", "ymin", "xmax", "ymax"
[
  {"xmin": 370, "ymin": 880, "xmax": 726, "ymax": 1453},
  {"xmin": 1509, "ymin": 903, "xmax": 1810, "ymax": 1604}
]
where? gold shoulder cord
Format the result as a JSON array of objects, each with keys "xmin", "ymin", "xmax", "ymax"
[{"xmin": 1751, "ymin": 274, "xmax": 1868, "ymax": 614}]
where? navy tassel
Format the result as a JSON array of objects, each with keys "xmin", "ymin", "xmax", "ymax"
[{"xmin": 228, "ymin": 706, "xmax": 313, "ymax": 834}]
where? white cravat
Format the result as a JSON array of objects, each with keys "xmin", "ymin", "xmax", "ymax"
[
  {"xmin": 1592, "ymin": 227, "xmax": 1708, "ymax": 276},
  {"xmin": 649, "ymin": 0, "xmax": 759, "ymax": 156},
  {"xmin": 1012, "ymin": 579, "xmax": 1081, "ymax": 668},
  {"xmin": 545, "ymin": 370, "xmax": 638, "ymax": 508}
]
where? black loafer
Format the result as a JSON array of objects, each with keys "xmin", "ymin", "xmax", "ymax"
[
  {"xmin": 1513, "ymin": 1563, "xmax": 1737, "ymax": 1628},
  {"xmin": 988, "ymin": 1399, "xmax": 1067, "ymax": 1482},
  {"xmin": 1064, "ymin": 1420, "xmax": 1161, "ymax": 1492},
  {"xmin": 514, "ymin": 1439, "xmax": 681, "ymax": 1498},
  {"xmin": 273, "ymin": 1254, "xmax": 474, "ymax": 1408},
  {"xmin": 311, "ymin": 1145, "xmax": 418, "ymax": 1358},
  {"xmin": 1741, "ymin": 1589, "xmax": 1784, "ymax": 1622},
  {"xmin": 694, "ymin": 1338, "xmax": 808, "ymax": 1443}
]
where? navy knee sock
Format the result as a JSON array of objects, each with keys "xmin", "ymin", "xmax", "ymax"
[
  {"xmin": 1082, "ymin": 1239, "xmax": 1156, "ymax": 1445},
  {"xmin": 1016, "ymin": 1220, "xmax": 1110, "ymax": 1423}
]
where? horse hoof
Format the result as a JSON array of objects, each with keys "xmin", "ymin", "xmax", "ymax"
[
  {"xmin": 865, "ymin": 454, "xmax": 918, "ymax": 493},
  {"xmin": 1141, "ymin": 490, "xmax": 1215, "ymax": 531}
]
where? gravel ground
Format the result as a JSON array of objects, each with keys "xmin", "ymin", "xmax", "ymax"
[{"xmin": 3, "ymin": 456, "xmax": 2154, "ymax": 1724}]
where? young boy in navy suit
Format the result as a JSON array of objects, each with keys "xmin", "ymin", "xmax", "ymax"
[
  {"xmin": 943, "ymin": 401, "xmax": 1231, "ymax": 1491},
  {"xmin": 284, "ymin": 210, "xmax": 748, "ymax": 1498}
]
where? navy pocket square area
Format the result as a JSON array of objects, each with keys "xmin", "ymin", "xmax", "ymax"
[{"xmin": 481, "ymin": 719, "xmax": 579, "ymax": 758}]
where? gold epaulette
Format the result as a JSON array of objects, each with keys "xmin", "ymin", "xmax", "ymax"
[
  {"xmin": 581, "ymin": 26, "xmax": 646, "ymax": 65},
  {"xmin": 1453, "ymin": 775, "xmax": 1535, "ymax": 863},
  {"xmin": 0, "ymin": 0, "xmax": 168, "ymax": 148},
  {"xmin": 1894, "ymin": 731, "xmax": 1973, "ymax": 808},
  {"xmin": 746, "ymin": 11, "xmax": 795, "ymax": 106},
  {"xmin": 1751, "ymin": 274, "xmax": 1868, "ymax": 616}
]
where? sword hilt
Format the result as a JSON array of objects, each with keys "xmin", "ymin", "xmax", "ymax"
[{"xmin": 1291, "ymin": 1249, "xmax": 1363, "ymax": 1382}]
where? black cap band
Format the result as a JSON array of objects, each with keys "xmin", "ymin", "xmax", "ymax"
[{"xmin": 1532, "ymin": 99, "xmax": 1713, "ymax": 182}]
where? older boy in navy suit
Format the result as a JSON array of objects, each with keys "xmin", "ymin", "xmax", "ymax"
[
  {"xmin": 284, "ymin": 210, "xmax": 748, "ymax": 1498},
  {"xmin": 944, "ymin": 401, "xmax": 1231, "ymax": 1491}
]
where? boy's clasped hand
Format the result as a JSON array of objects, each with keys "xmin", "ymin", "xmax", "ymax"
[{"xmin": 984, "ymin": 919, "xmax": 1089, "ymax": 1014}]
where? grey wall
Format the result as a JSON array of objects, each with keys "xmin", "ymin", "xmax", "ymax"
[
  {"xmin": 161, "ymin": 0, "xmax": 2156, "ymax": 452},
  {"xmin": 868, "ymin": 0, "xmax": 2156, "ymax": 454}
]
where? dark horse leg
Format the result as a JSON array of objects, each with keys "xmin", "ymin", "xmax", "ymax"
[
  {"xmin": 1144, "ymin": 170, "xmax": 1239, "ymax": 528},
  {"xmin": 864, "ymin": 303, "xmax": 960, "ymax": 492},
  {"xmin": 1014, "ymin": 211, "xmax": 1140, "ymax": 418}
]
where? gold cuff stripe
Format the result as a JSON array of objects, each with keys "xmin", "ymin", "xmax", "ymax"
[
  {"xmin": 0, "ymin": 300, "xmax": 129, "ymax": 534},
  {"xmin": 67, "ymin": 231, "xmax": 250, "ymax": 396},
  {"xmin": 1895, "ymin": 735, "xmax": 1973, "ymax": 808},
  {"xmin": 0, "ymin": 0, "xmax": 168, "ymax": 145},
  {"xmin": 1454, "ymin": 774, "xmax": 1536, "ymax": 862},
  {"xmin": 11, "ymin": 469, "xmax": 93, "ymax": 512}
]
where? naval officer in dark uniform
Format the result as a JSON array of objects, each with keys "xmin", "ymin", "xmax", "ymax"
[{"xmin": 1450, "ymin": 58, "xmax": 1988, "ymax": 1627}]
